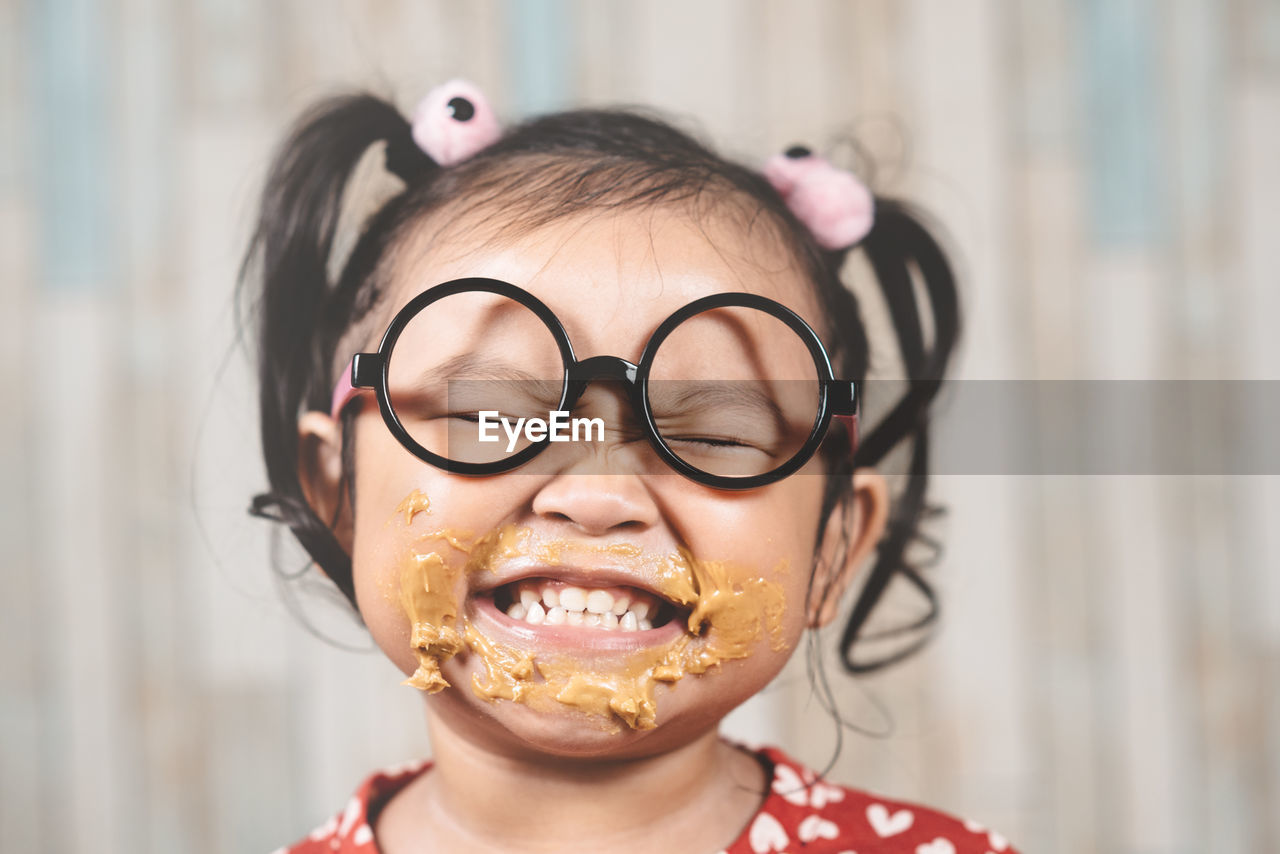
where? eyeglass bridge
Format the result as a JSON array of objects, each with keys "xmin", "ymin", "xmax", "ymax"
[{"xmin": 562, "ymin": 355, "xmax": 641, "ymax": 409}]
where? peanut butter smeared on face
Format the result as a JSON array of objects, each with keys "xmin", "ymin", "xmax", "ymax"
[
  {"xmin": 669, "ymin": 551, "xmax": 789, "ymax": 658},
  {"xmin": 395, "ymin": 522, "xmax": 526, "ymax": 693},
  {"xmin": 459, "ymin": 547, "xmax": 788, "ymax": 730},
  {"xmin": 394, "ymin": 489, "xmax": 431, "ymax": 526},
  {"xmin": 399, "ymin": 551, "xmax": 463, "ymax": 692},
  {"xmin": 393, "ymin": 495, "xmax": 789, "ymax": 727}
]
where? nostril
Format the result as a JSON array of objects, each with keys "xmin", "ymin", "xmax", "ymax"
[{"xmin": 532, "ymin": 474, "xmax": 662, "ymax": 534}]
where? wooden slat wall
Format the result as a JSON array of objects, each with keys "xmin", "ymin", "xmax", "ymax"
[{"xmin": 3, "ymin": 2, "xmax": 1276, "ymax": 851}]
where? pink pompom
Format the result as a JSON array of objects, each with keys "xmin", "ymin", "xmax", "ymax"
[
  {"xmin": 410, "ymin": 79, "xmax": 501, "ymax": 166},
  {"xmin": 763, "ymin": 148, "xmax": 874, "ymax": 250}
]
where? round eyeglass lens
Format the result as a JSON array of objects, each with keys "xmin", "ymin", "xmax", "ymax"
[
  {"xmin": 385, "ymin": 289, "xmax": 566, "ymax": 465},
  {"xmin": 646, "ymin": 304, "xmax": 823, "ymax": 478}
]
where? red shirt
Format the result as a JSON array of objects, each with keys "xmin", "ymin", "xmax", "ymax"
[{"xmin": 277, "ymin": 745, "xmax": 1019, "ymax": 854}]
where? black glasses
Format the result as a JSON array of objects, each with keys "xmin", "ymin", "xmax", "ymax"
[{"xmin": 330, "ymin": 277, "xmax": 858, "ymax": 490}]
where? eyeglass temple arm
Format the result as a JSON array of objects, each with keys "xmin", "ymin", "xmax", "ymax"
[
  {"xmin": 830, "ymin": 380, "xmax": 860, "ymax": 456},
  {"xmin": 329, "ymin": 354, "xmax": 382, "ymax": 419}
]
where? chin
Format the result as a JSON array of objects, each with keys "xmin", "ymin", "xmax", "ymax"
[{"xmin": 425, "ymin": 652, "xmax": 758, "ymax": 763}]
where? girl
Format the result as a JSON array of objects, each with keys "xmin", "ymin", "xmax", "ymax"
[{"xmin": 243, "ymin": 80, "xmax": 1017, "ymax": 854}]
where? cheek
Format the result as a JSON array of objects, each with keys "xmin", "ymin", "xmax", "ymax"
[
  {"xmin": 675, "ymin": 479, "xmax": 823, "ymax": 612},
  {"xmin": 346, "ymin": 426, "xmax": 453, "ymax": 675},
  {"xmin": 347, "ymin": 428, "xmax": 545, "ymax": 678}
]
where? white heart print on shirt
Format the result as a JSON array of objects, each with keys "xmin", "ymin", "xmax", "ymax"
[
  {"xmin": 866, "ymin": 803, "xmax": 914, "ymax": 837},
  {"xmin": 748, "ymin": 812, "xmax": 789, "ymax": 853},
  {"xmin": 797, "ymin": 814, "xmax": 840, "ymax": 843},
  {"xmin": 772, "ymin": 762, "xmax": 847, "ymax": 810},
  {"xmin": 771, "ymin": 763, "xmax": 810, "ymax": 806},
  {"xmin": 809, "ymin": 781, "xmax": 846, "ymax": 809},
  {"xmin": 916, "ymin": 839, "xmax": 956, "ymax": 854}
]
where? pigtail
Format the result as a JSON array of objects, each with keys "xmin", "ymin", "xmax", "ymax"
[
  {"xmin": 239, "ymin": 94, "xmax": 433, "ymax": 604},
  {"xmin": 840, "ymin": 199, "xmax": 960, "ymax": 673}
]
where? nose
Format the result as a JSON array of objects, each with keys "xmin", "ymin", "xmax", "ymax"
[
  {"xmin": 530, "ymin": 357, "xmax": 662, "ymax": 534},
  {"xmin": 530, "ymin": 473, "xmax": 661, "ymax": 535}
]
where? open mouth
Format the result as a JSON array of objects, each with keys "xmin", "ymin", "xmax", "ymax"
[{"xmin": 486, "ymin": 579, "xmax": 684, "ymax": 633}]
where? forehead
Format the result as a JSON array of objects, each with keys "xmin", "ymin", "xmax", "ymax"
[{"xmin": 374, "ymin": 202, "xmax": 823, "ymax": 357}]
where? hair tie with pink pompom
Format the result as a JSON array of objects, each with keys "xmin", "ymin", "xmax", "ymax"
[
  {"xmin": 763, "ymin": 145, "xmax": 875, "ymax": 250},
  {"xmin": 409, "ymin": 79, "xmax": 501, "ymax": 167}
]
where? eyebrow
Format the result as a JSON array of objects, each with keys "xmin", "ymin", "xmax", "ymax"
[
  {"xmin": 433, "ymin": 352, "xmax": 558, "ymax": 385},
  {"xmin": 392, "ymin": 353, "xmax": 563, "ymax": 404}
]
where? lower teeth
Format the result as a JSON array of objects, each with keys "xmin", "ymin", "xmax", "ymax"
[{"xmin": 505, "ymin": 601, "xmax": 652, "ymax": 631}]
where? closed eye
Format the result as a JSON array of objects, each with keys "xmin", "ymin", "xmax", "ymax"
[{"xmin": 664, "ymin": 434, "xmax": 765, "ymax": 451}]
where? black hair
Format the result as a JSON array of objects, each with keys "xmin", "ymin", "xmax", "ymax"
[{"xmin": 237, "ymin": 92, "xmax": 959, "ymax": 676}]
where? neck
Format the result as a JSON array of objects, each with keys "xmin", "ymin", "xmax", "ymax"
[{"xmin": 388, "ymin": 706, "xmax": 765, "ymax": 854}]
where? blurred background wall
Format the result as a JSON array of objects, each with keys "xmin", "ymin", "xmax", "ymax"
[{"xmin": 2, "ymin": 1, "xmax": 1278, "ymax": 852}]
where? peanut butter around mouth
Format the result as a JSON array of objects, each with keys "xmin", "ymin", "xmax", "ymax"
[{"xmin": 393, "ymin": 488, "xmax": 788, "ymax": 730}]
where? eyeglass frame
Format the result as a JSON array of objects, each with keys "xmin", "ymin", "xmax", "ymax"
[{"xmin": 329, "ymin": 277, "xmax": 859, "ymax": 490}]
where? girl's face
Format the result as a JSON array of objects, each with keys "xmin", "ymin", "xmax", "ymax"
[{"xmin": 300, "ymin": 202, "xmax": 885, "ymax": 760}]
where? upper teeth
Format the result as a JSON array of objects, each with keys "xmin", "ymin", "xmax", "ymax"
[{"xmin": 504, "ymin": 582, "xmax": 655, "ymax": 631}]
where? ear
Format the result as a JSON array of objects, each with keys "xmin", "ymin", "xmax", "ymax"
[
  {"xmin": 297, "ymin": 411, "xmax": 354, "ymax": 558},
  {"xmin": 807, "ymin": 468, "xmax": 890, "ymax": 628}
]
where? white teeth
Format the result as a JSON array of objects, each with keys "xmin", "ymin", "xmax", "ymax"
[
  {"xmin": 504, "ymin": 583, "xmax": 662, "ymax": 632},
  {"xmin": 559, "ymin": 586, "xmax": 587, "ymax": 612},
  {"xmin": 541, "ymin": 586, "xmax": 559, "ymax": 608}
]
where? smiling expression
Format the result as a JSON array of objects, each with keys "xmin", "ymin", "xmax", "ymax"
[{"xmin": 309, "ymin": 201, "xmax": 860, "ymax": 758}]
